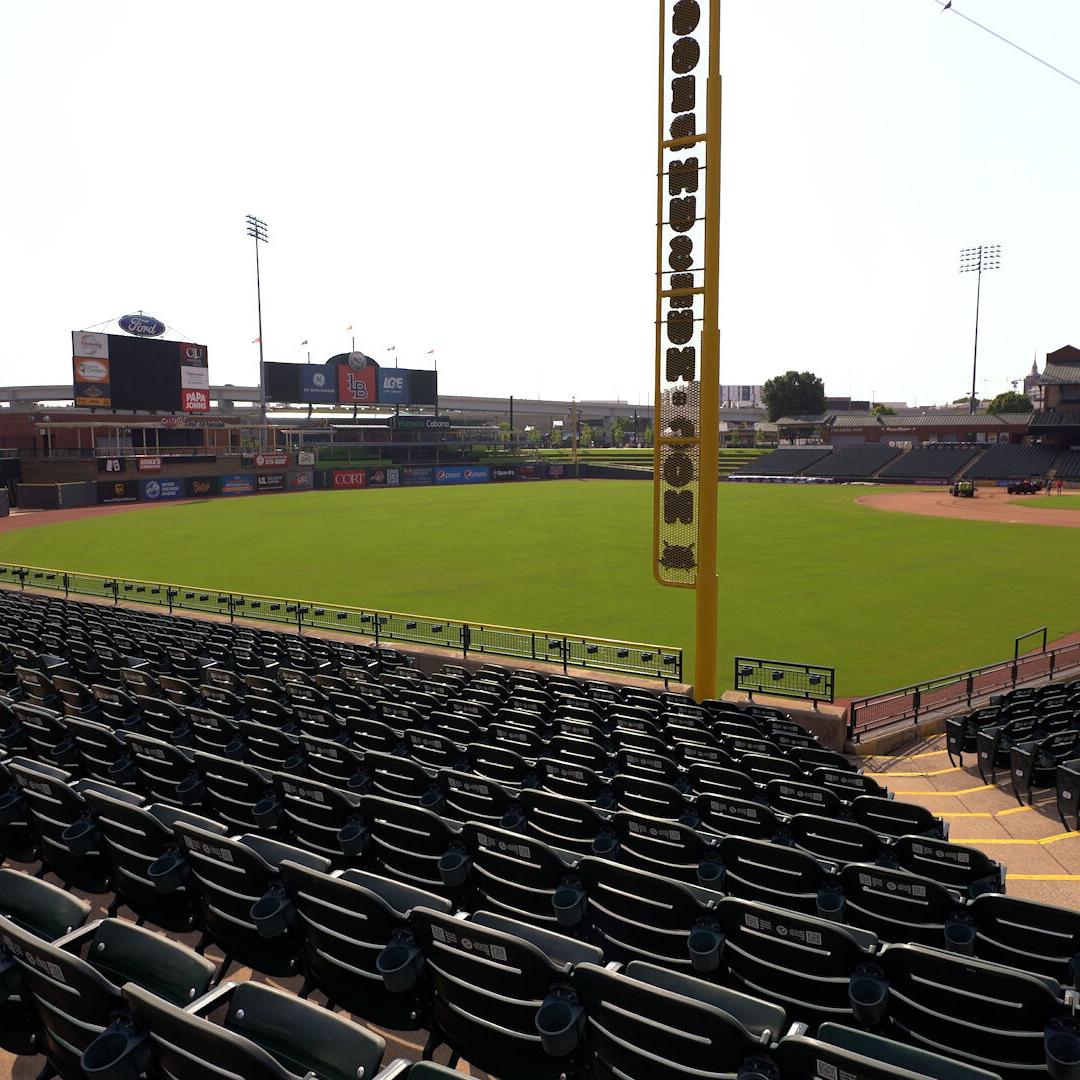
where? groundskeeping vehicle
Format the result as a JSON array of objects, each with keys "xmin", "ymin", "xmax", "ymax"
[
  {"xmin": 950, "ymin": 480, "xmax": 975, "ymax": 498},
  {"xmin": 1007, "ymin": 479, "xmax": 1043, "ymax": 495}
]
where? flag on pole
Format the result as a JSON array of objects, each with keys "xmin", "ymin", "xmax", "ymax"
[
  {"xmin": 426, "ymin": 349, "xmax": 435, "ymax": 355},
  {"xmin": 386, "ymin": 345, "xmax": 396, "ymax": 351},
  {"xmin": 345, "ymin": 324, "xmax": 353, "ymax": 331},
  {"xmin": 300, "ymin": 339, "xmax": 308, "ymax": 345},
  {"xmin": 252, "ymin": 337, "xmax": 261, "ymax": 344}
]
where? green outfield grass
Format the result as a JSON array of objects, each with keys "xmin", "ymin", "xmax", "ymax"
[
  {"xmin": 1011, "ymin": 494, "xmax": 1080, "ymax": 509},
  {"xmin": 0, "ymin": 481, "xmax": 1075, "ymax": 696}
]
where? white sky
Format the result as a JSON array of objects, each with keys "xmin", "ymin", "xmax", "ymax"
[{"xmin": 2, "ymin": 1, "xmax": 1078, "ymax": 406}]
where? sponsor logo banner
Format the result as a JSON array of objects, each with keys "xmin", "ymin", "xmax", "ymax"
[
  {"xmin": 118, "ymin": 313, "xmax": 166, "ymax": 337},
  {"xmin": 74, "ymin": 356, "xmax": 110, "ymax": 382},
  {"xmin": 252, "ymin": 452, "xmax": 289, "ymax": 468},
  {"xmin": 136, "ymin": 457, "xmax": 163, "ymax": 473},
  {"xmin": 491, "ymin": 466, "xmax": 518, "ymax": 481},
  {"xmin": 337, "ymin": 365, "xmax": 376, "ymax": 404},
  {"xmin": 97, "ymin": 457, "xmax": 124, "ymax": 474},
  {"xmin": 548, "ymin": 464, "xmax": 565, "ymax": 479},
  {"xmin": 297, "ymin": 451, "xmax": 316, "ymax": 466},
  {"xmin": 72, "ymin": 331, "xmax": 109, "ymax": 358},
  {"xmin": 97, "ymin": 480, "xmax": 138, "ymax": 504},
  {"xmin": 186, "ymin": 476, "xmax": 219, "ymax": 498},
  {"xmin": 332, "ymin": 469, "xmax": 368, "ymax": 489},
  {"xmin": 386, "ymin": 468, "xmax": 400, "ymax": 486},
  {"xmin": 517, "ymin": 465, "xmax": 538, "ymax": 479},
  {"xmin": 435, "ymin": 465, "xmax": 490, "ymax": 485},
  {"xmin": 367, "ymin": 468, "xmax": 387, "ymax": 486},
  {"xmin": 395, "ymin": 415, "xmax": 450, "ymax": 430},
  {"xmin": 179, "ymin": 343, "xmax": 208, "ymax": 366},
  {"xmin": 302, "ymin": 367, "xmax": 337, "ymax": 402},
  {"xmin": 181, "ymin": 389, "xmax": 210, "ymax": 412},
  {"xmin": 401, "ymin": 466, "xmax": 433, "ymax": 486},
  {"xmin": 140, "ymin": 478, "xmax": 183, "ymax": 501},
  {"xmin": 256, "ymin": 473, "xmax": 286, "ymax": 492},
  {"xmin": 73, "ymin": 353, "xmax": 112, "ymax": 407},
  {"xmin": 75, "ymin": 382, "xmax": 112, "ymax": 407},
  {"xmin": 180, "ymin": 365, "xmax": 210, "ymax": 390},
  {"xmin": 378, "ymin": 370, "xmax": 410, "ymax": 404},
  {"xmin": 290, "ymin": 471, "xmax": 313, "ymax": 490},
  {"xmin": 220, "ymin": 473, "xmax": 255, "ymax": 496}
]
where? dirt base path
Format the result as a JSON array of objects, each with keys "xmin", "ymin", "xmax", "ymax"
[{"xmin": 857, "ymin": 486, "xmax": 1080, "ymax": 528}]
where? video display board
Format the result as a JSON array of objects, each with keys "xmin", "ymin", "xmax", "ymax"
[
  {"xmin": 263, "ymin": 354, "xmax": 437, "ymax": 407},
  {"xmin": 72, "ymin": 332, "xmax": 209, "ymax": 412}
]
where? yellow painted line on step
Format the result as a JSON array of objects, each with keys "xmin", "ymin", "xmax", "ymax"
[
  {"xmin": 938, "ymin": 812, "xmax": 992, "ymax": 818},
  {"xmin": 940, "ymin": 806, "xmax": 1035, "ymax": 819},
  {"xmin": 952, "ymin": 832, "xmax": 1078, "ymax": 845},
  {"xmin": 1007, "ymin": 874, "xmax": 1080, "ymax": 881},
  {"xmin": 887, "ymin": 785, "xmax": 993, "ymax": 796},
  {"xmin": 865, "ymin": 767, "xmax": 960, "ymax": 778},
  {"xmin": 997, "ymin": 805, "xmax": 1035, "ymax": 816}
]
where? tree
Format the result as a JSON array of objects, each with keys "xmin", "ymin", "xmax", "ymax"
[
  {"xmin": 987, "ymin": 391, "xmax": 1033, "ymax": 415},
  {"xmin": 527, "ymin": 426, "xmax": 542, "ymax": 446},
  {"xmin": 643, "ymin": 424, "xmax": 653, "ymax": 447},
  {"xmin": 762, "ymin": 371, "xmax": 825, "ymax": 422},
  {"xmin": 611, "ymin": 416, "xmax": 627, "ymax": 447},
  {"xmin": 579, "ymin": 423, "xmax": 594, "ymax": 448},
  {"xmin": 869, "ymin": 403, "xmax": 896, "ymax": 417}
]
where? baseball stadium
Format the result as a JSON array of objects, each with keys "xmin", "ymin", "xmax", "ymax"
[{"xmin": 2, "ymin": 3, "xmax": 1080, "ymax": 1080}]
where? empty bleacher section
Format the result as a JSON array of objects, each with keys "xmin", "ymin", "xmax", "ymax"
[
  {"xmin": 730, "ymin": 447, "xmax": 830, "ymax": 475},
  {"xmin": 879, "ymin": 445, "xmax": 980, "ymax": 481},
  {"xmin": 4, "ymin": 586, "xmax": 1080, "ymax": 1080},
  {"xmin": 1054, "ymin": 450, "xmax": 1080, "ymax": 479},
  {"xmin": 803, "ymin": 444, "xmax": 900, "ymax": 478},
  {"xmin": 963, "ymin": 443, "xmax": 1058, "ymax": 479}
]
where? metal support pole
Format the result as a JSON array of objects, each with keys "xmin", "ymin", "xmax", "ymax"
[
  {"xmin": 969, "ymin": 262, "xmax": 982, "ymax": 415},
  {"xmin": 694, "ymin": 0, "xmax": 722, "ymax": 700}
]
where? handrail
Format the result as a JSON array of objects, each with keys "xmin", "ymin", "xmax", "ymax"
[{"xmin": 0, "ymin": 562, "xmax": 683, "ymax": 685}]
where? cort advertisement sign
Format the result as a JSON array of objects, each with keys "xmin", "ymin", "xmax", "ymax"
[{"xmin": 332, "ymin": 469, "xmax": 368, "ymax": 489}]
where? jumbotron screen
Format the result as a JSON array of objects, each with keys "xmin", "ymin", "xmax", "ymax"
[
  {"xmin": 264, "ymin": 354, "xmax": 437, "ymax": 407},
  {"xmin": 72, "ymin": 331, "xmax": 210, "ymax": 413}
]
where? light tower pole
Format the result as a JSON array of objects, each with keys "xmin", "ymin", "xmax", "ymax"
[
  {"xmin": 959, "ymin": 244, "xmax": 1001, "ymax": 415},
  {"xmin": 246, "ymin": 215, "xmax": 269, "ymax": 442}
]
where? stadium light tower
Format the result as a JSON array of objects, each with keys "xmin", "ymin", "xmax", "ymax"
[
  {"xmin": 246, "ymin": 215, "xmax": 269, "ymax": 430},
  {"xmin": 959, "ymin": 244, "xmax": 1001, "ymax": 415}
]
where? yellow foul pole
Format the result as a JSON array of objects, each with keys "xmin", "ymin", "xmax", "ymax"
[{"xmin": 695, "ymin": 1, "xmax": 722, "ymax": 699}]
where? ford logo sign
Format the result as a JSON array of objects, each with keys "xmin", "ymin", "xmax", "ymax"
[{"xmin": 119, "ymin": 313, "xmax": 166, "ymax": 337}]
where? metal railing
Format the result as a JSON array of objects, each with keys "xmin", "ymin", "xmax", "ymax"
[
  {"xmin": 0, "ymin": 563, "xmax": 683, "ymax": 685},
  {"xmin": 734, "ymin": 656, "xmax": 835, "ymax": 705},
  {"xmin": 849, "ymin": 636, "xmax": 1080, "ymax": 741}
]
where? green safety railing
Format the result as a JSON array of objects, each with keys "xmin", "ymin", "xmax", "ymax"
[{"xmin": 0, "ymin": 563, "xmax": 683, "ymax": 685}]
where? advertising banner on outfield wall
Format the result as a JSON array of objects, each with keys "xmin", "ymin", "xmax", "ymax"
[
  {"xmin": 548, "ymin": 465, "xmax": 565, "ymax": 479},
  {"xmin": 435, "ymin": 465, "xmax": 489, "ymax": 485},
  {"xmin": 402, "ymin": 467, "xmax": 433, "ymax": 486},
  {"xmin": 97, "ymin": 480, "xmax": 138, "ymax": 504},
  {"xmin": 186, "ymin": 476, "xmax": 219, "ymax": 498},
  {"xmin": 220, "ymin": 474, "xmax": 255, "ymax": 496},
  {"xmin": 256, "ymin": 473, "xmax": 286, "ymax": 492},
  {"xmin": 289, "ymin": 471, "xmax": 313, "ymax": 490},
  {"xmin": 251, "ymin": 452, "xmax": 289, "ymax": 468},
  {"xmin": 516, "ymin": 465, "xmax": 538, "ymax": 479},
  {"xmin": 367, "ymin": 468, "xmax": 387, "ymax": 486},
  {"xmin": 490, "ymin": 467, "xmax": 517, "ymax": 482},
  {"xmin": 386, "ymin": 468, "xmax": 400, "ymax": 486},
  {"xmin": 331, "ymin": 469, "xmax": 367, "ymax": 489},
  {"xmin": 297, "ymin": 451, "xmax": 316, "ymax": 466},
  {"xmin": 140, "ymin": 479, "xmax": 184, "ymax": 501}
]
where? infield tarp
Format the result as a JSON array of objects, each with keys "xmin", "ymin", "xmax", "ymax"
[
  {"xmin": 435, "ymin": 465, "xmax": 489, "ymax": 485},
  {"xmin": 140, "ymin": 479, "xmax": 184, "ymax": 501}
]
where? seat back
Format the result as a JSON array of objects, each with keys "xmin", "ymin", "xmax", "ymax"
[
  {"xmin": 837, "ymin": 862, "xmax": 960, "ymax": 947},
  {"xmin": 695, "ymin": 792, "xmax": 780, "ymax": 841},
  {"xmin": 786, "ymin": 813, "xmax": 885, "ymax": 866},
  {"xmin": 969, "ymin": 892, "xmax": 1080, "ymax": 987},
  {"xmin": 609, "ymin": 811, "xmax": 715, "ymax": 884},
  {"xmin": 0, "ymin": 867, "xmax": 89, "ymax": 940},
  {"xmin": 716, "ymin": 834, "xmax": 832, "ymax": 914},
  {"xmin": 519, "ymin": 788, "xmax": 608, "ymax": 854},
  {"xmin": 891, "ymin": 835, "xmax": 1003, "ymax": 897},
  {"xmin": 359, "ymin": 794, "xmax": 462, "ymax": 895}
]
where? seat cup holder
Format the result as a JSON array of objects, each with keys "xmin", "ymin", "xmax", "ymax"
[
  {"xmin": 438, "ymin": 849, "xmax": 472, "ymax": 888},
  {"xmin": 108, "ymin": 755, "xmax": 138, "ymax": 785},
  {"xmin": 176, "ymin": 773, "xmax": 205, "ymax": 806},
  {"xmin": 591, "ymin": 831, "xmax": 619, "ymax": 858},
  {"xmin": 0, "ymin": 790, "xmax": 24, "ymax": 825},
  {"xmin": 250, "ymin": 889, "xmax": 294, "ymax": 939},
  {"xmin": 252, "ymin": 797, "xmax": 282, "ymax": 830},
  {"xmin": 337, "ymin": 820, "xmax": 369, "ymax": 856},
  {"xmin": 849, "ymin": 973, "xmax": 888, "ymax": 1028},
  {"xmin": 1047, "ymin": 1027, "xmax": 1080, "ymax": 1080},
  {"xmin": 61, "ymin": 818, "xmax": 100, "ymax": 856},
  {"xmin": 376, "ymin": 939, "xmax": 423, "ymax": 994},
  {"xmin": 735, "ymin": 1059, "xmax": 779, "ymax": 1080},
  {"xmin": 500, "ymin": 807, "xmax": 526, "ymax": 832},
  {"xmin": 81, "ymin": 1027, "xmax": 150, "ymax": 1080},
  {"xmin": 420, "ymin": 787, "xmax": 445, "ymax": 813},
  {"xmin": 535, "ymin": 995, "xmax": 585, "ymax": 1058},
  {"xmin": 816, "ymin": 888, "xmax": 847, "ymax": 923},
  {"xmin": 148, "ymin": 851, "xmax": 187, "ymax": 895},
  {"xmin": 223, "ymin": 739, "xmax": 246, "ymax": 760},
  {"xmin": 688, "ymin": 927, "xmax": 722, "ymax": 973},
  {"xmin": 552, "ymin": 882, "xmax": 587, "ymax": 928},
  {"xmin": 943, "ymin": 916, "xmax": 976, "ymax": 955},
  {"xmin": 696, "ymin": 859, "xmax": 725, "ymax": 889}
]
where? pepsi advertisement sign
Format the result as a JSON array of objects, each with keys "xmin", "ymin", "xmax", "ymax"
[
  {"xmin": 302, "ymin": 366, "xmax": 337, "ymax": 402},
  {"xmin": 118, "ymin": 313, "xmax": 166, "ymax": 337},
  {"xmin": 140, "ymin": 479, "xmax": 183, "ymax": 501},
  {"xmin": 378, "ymin": 370, "xmax": 410, "ymax": 404},
  {"xmin": 435, "ymin": 465, "xmax": 489, "ymax": 486}
]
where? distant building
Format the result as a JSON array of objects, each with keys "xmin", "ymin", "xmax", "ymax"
[{"xmin": 720, "ymin": 384, "xmax": 763, "ymax": 408}]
